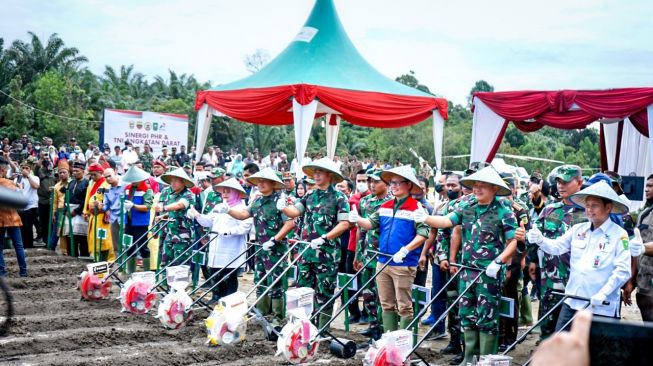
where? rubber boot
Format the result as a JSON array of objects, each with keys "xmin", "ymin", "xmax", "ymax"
[
  {"xmin": 318, "ymin": 313, "xmax": 332, "ymax": 331},
  {"xmin": 142, "ymin": 258, "xmax": 151, "ymax": 272},
  {"xmin": 126, "ymin": 258, "xmax": 137, "ymax": 275},
  {"xmin": 382, "ymin": 311, "xmax": 399, "ymax": 332},
  {"xmin": 271, "ymin": 298, "xmax": 284, "ymax": 326},
  {"xmin": 399, "ymin": 316, "xmax": 413, "ymax": 330},
  {"xmin": 256, "ymin": 295, "xmax": 271, "ymax": 316},
  {"xmin": 462, "ymin": 330, "xmax": 479, "ymax": 365},
  {"xmin": 479, "ymin": 332, "xmax": 499, "ymax": 356}
]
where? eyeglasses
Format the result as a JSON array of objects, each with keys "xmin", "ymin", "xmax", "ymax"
[{"xmin": 389, "ymin": 180, "xmax": 408, "ymax": 187}]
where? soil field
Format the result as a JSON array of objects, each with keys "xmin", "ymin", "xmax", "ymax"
[{"xmin": 6, "ymin": 248, "xmax": 631, "ymax": 365}]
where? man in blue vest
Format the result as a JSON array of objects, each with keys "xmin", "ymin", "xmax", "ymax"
[{"xmin": 122, "ymin": 166, "xmax": 154, "ymax": 273}]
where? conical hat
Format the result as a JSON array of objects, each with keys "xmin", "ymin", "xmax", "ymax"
[
  {"xmin": 570, "ymin": 181, "xmax": 629, "ymax": 214},
  {"xmin": 161, "ymin": 167, "xmax": 194, "ymax": 188},
  {"xmin": 460, "ymin": 166, "xmax": 511, "ymax": 196},
  {"xmin": 302, "ymin": 157, "xmax": 344, "ymax": 183},
  {"xmin": 122, "ymin": 165, "xmax": 151, "ymax": 184},
  {"xmin": 155, "ymin": 176, "xmax": 169, "ymax": 187},
  {"xmin": 380, "ymin": 165, "xmax": 422, "ymax": 195},
  {"xmin": 215, "ymin": 177, "xmax": 247, "ymax": 198},
  {"xmin": 246, "ymin": 167, "xmax": 284, "ymax": 189}
]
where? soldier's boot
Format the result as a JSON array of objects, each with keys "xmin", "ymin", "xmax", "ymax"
[
  {"xmin": 479, "ymin": 332, "xmax": 499, "ymax": 356},
  {"xmin": 399, "ymin": 316, "xmax": 413, "ymax": 330},
  {"xmin": 382, "ymin": 311, "xmax": 399, "ymax": 332},
  {"xmin": 442, "ymin": 332, "xmax": 462, "ymax": 355},
  {"xmin": 318, "ymin": 313, "xmax": 332, "ymax": 331},
  {"xmin": 462, "ymin": 330, "xmax": 479, "ymax": 365},
  {"xmin": 256, "ymin": 295, "xmax": 271, "ymax": 316},
  {"xmin": 271, "ymin": 298, "xmax": 284, "ymax": 326},
  {"xmin": 142, "ymin": 258, "xmax": 151, "ymax": 271},
  {"xmin": 126, "ymin": 258, "xmax": 137, "ymax": 275}
]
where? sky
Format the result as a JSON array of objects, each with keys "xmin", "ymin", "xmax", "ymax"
[{"xmin": 1, "ymin": 0, "xmax": 652, "ymax": 105}]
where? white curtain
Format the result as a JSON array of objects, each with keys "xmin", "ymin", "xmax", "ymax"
[
  {"xmin": 292, "ymin": 98, "xmax": 318, "ymax": 166},
  {"xmin": 432, "ymin": 110, "xmax": 445, "ymax": 170},
  {"xmin": 194, "ymin": 104, "xmax": 213, "ymax": 162},
  {"xmin": 470, "ymin": 98, "xmax": 506, "ymax": 165},
  {"xmin": 325, "ymin": 114, "xmax": 341, "ymax": 160},
  {"xmin": 602, "ymin": 121, "xmax": 620, "ymax": 171},
  {"xmin": 648, "ymin": 105, "xmax": 653, "ymax": 173},
  {"xmin": 616, "ymin": 117, "xmax": 651, "ymax": 209}
]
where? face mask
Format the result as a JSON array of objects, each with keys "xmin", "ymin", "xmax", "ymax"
[
  {"xmin": 356, "ymin": 182, "xmax": 368, "ymax": 193},
  {"xmin": 435, "ymin": 183, "xmax": 443, "ymax": 194},
  {"xmin": 447, "ymin": 190, "xmax": 460, "ymax": 200}
]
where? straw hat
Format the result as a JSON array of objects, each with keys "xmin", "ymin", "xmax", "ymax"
[
  {"xmin": 215, "ymin": 178, "xmax": 247, "ymax": 198},
  {"xmin": 161, "ymin": 167, "xmax": 194, "ymax": 188},
  {"xmin": 570, "ymin": 181, "xmax": 629, "ymax": 214},
  {"xmin": 380, "ymin": 165, "xmax": 422, "ymax": 195},
  {"xmin": 460, "ymin": 166, "xmax": 511, "ymax": 196},
  {"xmin": 302, "ymin": 157, "xmax": 344, "ymax": 184},
  {"xmin": 246, "ymin": 167, "xmax": 284, "ymax": 189},
  {"xmin": 122, "ymin": 165, "xmax": 151, "ymax": 184}
]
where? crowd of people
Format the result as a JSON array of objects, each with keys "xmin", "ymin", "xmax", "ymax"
[{"xmin": 1, "ymin": 134, "xmax": 652, "ymax": 365}]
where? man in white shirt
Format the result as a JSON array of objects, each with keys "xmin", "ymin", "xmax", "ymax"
[
  {"xmin": 17, "ymin": 159, "xmax": 40, "ymax": 248},
  {"xmin": 526, "ymin": 181, "xmax": 634, "ymax": 330}
]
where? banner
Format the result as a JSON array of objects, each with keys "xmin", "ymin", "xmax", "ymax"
[{"xmin": 103, "ymin": 109, "xmax": 189, "ymax": 155}]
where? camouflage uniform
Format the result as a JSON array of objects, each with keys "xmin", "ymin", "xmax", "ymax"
[
  {"xmin": 534, "ymin": 201, "xmax": 585, "ymax": 339},
  {"xmin": 294, "ymin": 185, "xmax": 349, "ymax": 323},
  {"xmin": 139, "ymin": 152, "xmax": 154, "ymax": 173},
  {"xmin": 446, "ymin": 196, "xmax": 517, "ymax": 334},
  {"xmin": 247, "ymin": 191, "xmax": 290, "ymax": 299},
  {"xmin": 159, "ymin": 186, "xmax": 196, "ymax": 266},
  {"xmin": 357, "ymin": 192, "xmax": 392, "ymax": 325}
]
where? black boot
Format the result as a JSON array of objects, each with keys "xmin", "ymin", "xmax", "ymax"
[
  {"xmin": 442, "ymin": 341, "xmax": 462, "ymax": 355},
  {"xmin": 359, "ymin": 325, "xmax": 382, "ymax": 340},
  {"xmin": 449, "ymin": 353, "xmax": 464, "ymax": 365}
]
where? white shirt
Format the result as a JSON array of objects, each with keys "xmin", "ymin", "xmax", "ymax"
[
  {"xmin": 196, "ymin": 202, "xmax": 253, "ymax": 268},
  {"xmin": 539, "ymin": 219, "xmax": 631, "ymax": 317},
  {"xmin": 17, "ymin": 174, "xmax": 40, "ymax": 209}
]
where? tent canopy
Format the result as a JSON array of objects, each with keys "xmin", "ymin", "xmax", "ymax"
[
  {"xmin": 194, "ymin": 0, "xmax": 448, "ymax": 169},
  {"xmin": 470, "ymin": 88, "xmax": 653, "ymax": 188}
]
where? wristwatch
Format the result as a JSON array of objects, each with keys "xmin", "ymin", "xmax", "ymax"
[
  {"xmin": 494, "ymin": 257, "xmax": 504, "ymax": 265},
  {"xmin": 321, "ymin": 234, "xmax": 328, "ymax": 241}
]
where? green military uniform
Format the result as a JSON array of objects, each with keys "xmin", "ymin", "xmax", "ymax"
[
  {"xmin": 357, "ymin": 191, "xmax": 392, "ymax": 326},
  {"xmin": 139, "ymin": 152, "xmax": 154, "ymax": 173},
  {"xmin": 294, "ymin": 185, "xmax": 350, "ymax": 326},
  {"xmin": 159, "ymin": 186, "xmax": 196, "ymax": 266}
]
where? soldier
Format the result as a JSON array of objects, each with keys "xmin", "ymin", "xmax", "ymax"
[
  {"xmin": 214, "ymin": 168, "xmax": 295, "ymax": 323},
  {"xmin": 122, "ymin": 166, "xmax": 154, "ymax": 273},
  {"xmin": 139, "ymin": 144, "xmax": 154, "ymax": 173},
  {"xmin": 282, "ymin": 171, "xmax": 296, "ymax": 197},
  {"xmin": 532, "ymin": 165, "xmax": 585, "ymax": 341},
  {"xmin": 277, "ymin": 158, "xmax": 351, "ymax": 329},
  {"xmin": 350, "ymin": 165, "xmax": 430, "ymax": 332},
  {"xmin": 631, "ymin": 174, "xmax": 653, "ymax": 320},
  {"xmin": 416, "ymin": 166, "xmax": 518, "ymax": 362},
  {"xmin": 157, "ymin": 167, "xmax": 196, "ymax": 266},
  {"xmin": 151, "ymin": 160, "xmax": 167, "ymax": 191},
  {"xmin": 354, "ymin": 168, "xmax": 392, "ymax": 338},
  {"xmin": 84, "ymin": 163, "xmax": 115, "ymax": 261}
]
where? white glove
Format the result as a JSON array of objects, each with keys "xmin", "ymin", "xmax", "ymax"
[
  {"xmin": 630, "ymin": 228, "xmax": 644, "ymax": 257},
  {"xmin": 276, "ymin": 194, "xmax": 288, "ymax": 211},
  {"xmin": 413, "ymin": 202, "xmax": 427, "ymax": 223},
  {"xmin": 123, "ymin": 200, "xmax": 134, "ymax": 211},
  {"xmin": 262, "ymin": 239, "xmax": 276, "ymax": 251},
  {"xmin": 392, "ymin": 246, "xmax": 409, "ymax": 263},
  {"xmin": 348, "ymin": 205, "xmax": 359, "ymax": 223},
  {"xmin": 310, "ymin": 236, "xmax": 326, "ymax": 250},
  {"xmin": 590, "ymin": 292, "xmax": 607, "ymax": 307},
  {"xmin": 186, "ymin": 206, "xmax": 199, "ymax": 220},
  {"xmin": 220, "ymin": 230, "xmax": 231, "ymax": 236},
  {"xmin": 213, "ymin": 202, "xmax": 229, "ymax": 214},
  {"xmin": 527, "ymin": 227, "xmax": 544, "ymax": 245},
  {"xmin": 485, "ymin": 260, "xmax": 502, "ymax": 279}
]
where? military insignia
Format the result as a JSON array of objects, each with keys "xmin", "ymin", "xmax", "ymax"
[{"xmin": 621, "ymin": 235, "xmax": 629, "ymax": 250}]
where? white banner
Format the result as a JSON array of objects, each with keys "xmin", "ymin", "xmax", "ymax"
[{"xmin": 103, "ymin": 109, "xmax": 189, "ymax": 155}]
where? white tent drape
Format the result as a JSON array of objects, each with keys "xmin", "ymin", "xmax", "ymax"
[
  {"xmin": 602, "ymin": 121, "xmax": 620, "ymax": 171},
  {"xmin": 470, "ymin": 98, "xmax": 506, "ymax": 165},
  {"xmin": 194, "ymin": 104, "xmax": 223, "ymax": 162},
  {"xmin": 432, "ymin": 110, "xmax": 444, "ymax": 170},
  {"xmin": 292, "ymin": 98, "xmax": 318, "ymax": 167},
  {"xmin": 325, "ymin": 114, "xmax": 341, "ymax": 160}
]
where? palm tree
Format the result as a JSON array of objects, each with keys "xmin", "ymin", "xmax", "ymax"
[{"xmin": 5, "ymin": 32, "xmax": 88, "ymax": 86}]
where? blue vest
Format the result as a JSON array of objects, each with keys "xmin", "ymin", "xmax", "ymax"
[
  {"xmin": 129, "ymin": 189, "xmax": 150, "ymax": 227},
  {"xmin": 378, "ymin": 197, "xmax": 422, "ymax": 267}
]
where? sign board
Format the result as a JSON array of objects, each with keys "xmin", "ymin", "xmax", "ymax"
[
  {"xmin": 337, "ymin": 273, "xmax": 358, "ymax": 291},
  {"xmin": 411, "ymin": 285, "xmax": 431, "ymax": 307},
  {"xmin": 103, "ymin": 109, "xmax": 189, "ymax": 155},
  {"xmin": 97, "ymin": 228, "xmax": 107, "ymax": 240},
  {"xmin": 288, "ymin": 265, "xmax": 298, "ymax": 283},
  {"xmin": 192, "ymin": 251, "xmax": 206, "ymax": 265},
  {"xmin": 499, "ymin": 296, "xmax": 515, "ymax": 318},
  {"xmin": 87, "ymin": 262, "xmax": 109, "ymax": 278},
  {"xmin": 122, "ymin": 234, "xmax": 133, "ymax": 247}
]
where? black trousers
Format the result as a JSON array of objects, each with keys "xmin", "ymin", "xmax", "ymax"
[
  {"xmin": 555, "ymin": 303, "xmax": 614, "ymax": 332},
  {"xmin": 210, "ymin": 267, "xmax": 239, "ymax": 300},
  {"xmin": 18, "ymin": 208, "xmax": 38, "ymax": 249},
  {"xmin": 125, "ymin": 225, "xmax": 151, "ymax": 258},
  {"xmin": 37, "ymin": 203, "xmax": 50, "ymax": 241}
]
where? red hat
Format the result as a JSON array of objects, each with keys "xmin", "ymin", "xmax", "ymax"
[
  {"xmin": 88, "ymin": 163, "xmax": 105, "ymax": 173},
  {"xmin": 153, "ymin": 160, "xmax": 167, "ymax": 170}
]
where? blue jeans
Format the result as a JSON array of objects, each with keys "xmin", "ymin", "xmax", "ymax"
[
  {"xmin": 0, "ymin": 227, "xmax": 28, "ymax": 276},
  {"xmin": 430, "ymin": 261, "xmax": 447, "ymax": 333},
  {"xmin": 48, "ymin": 212, "xmax": 60, "ymax": 250}
]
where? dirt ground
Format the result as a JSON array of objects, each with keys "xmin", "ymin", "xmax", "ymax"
[{"xmin": 0, "ymin": 249, "xmax": 643, "ymax": 365}]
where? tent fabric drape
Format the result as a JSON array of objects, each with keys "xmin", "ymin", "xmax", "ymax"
[
  {"xmin": 432, "ymin": 110, "xmax": 445, "ymax": 170},
  {"xmin": 470, "ymin": 98, "xmax": 507, "ymax": 164},
  {"xmin": 292, "ymin": 98, "xmax": 318, "ymax": 167},
  {"xmin": 325, "ymin": 114, "xmax": 341, "ymax": 160}
]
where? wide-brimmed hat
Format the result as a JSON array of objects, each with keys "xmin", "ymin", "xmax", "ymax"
[
  {"xmin": 246, "ymin": 167, "xmax": 284, "ymax": 189},
  {"xmin": 122, "ymin": 165, "xmax": 151, "ymax": 184},
  {"xmin": 302, "ymin": 157, "xmax": 344, "ymax": 183},
  {"xmin": 161, "ymin": 167, "xmax": 194, "ymax": 188},
  {"xmin": 215, "ymin": 178, "xmax": 247, "ymax": 198},
  {"xmin": 570, "ymin": 181, "xmax": 629, "ymax": 214},
  {"xmin": 380, "ymin": 165, "xmax": 422, "ymax": 195},
  {"xmin": 460, "ymin": 166, "xmax": 511, "ymax": 196}
]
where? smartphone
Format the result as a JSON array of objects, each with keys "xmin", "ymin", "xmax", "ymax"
[{"xmin": 589, "ymin": 316, "xmax": 653, "ymax": 365}]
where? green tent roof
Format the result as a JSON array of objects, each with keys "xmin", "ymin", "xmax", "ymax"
[{"xmin": 212, "ymin": 0, "xmax": 432, "ymax": 98}]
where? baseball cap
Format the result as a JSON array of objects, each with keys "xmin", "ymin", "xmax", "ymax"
[{"xmin": 554, "ymin": 165, "xmax": 582, "ymax": 182}]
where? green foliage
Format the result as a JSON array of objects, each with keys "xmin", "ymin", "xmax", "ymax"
[{"xmin": 0, "ymin": 76, "xmax": 33, "ymax": 139}]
